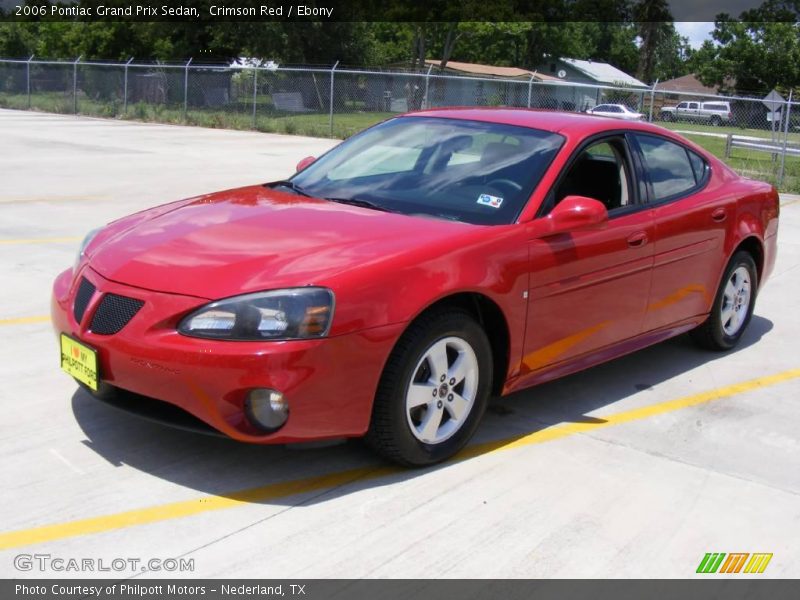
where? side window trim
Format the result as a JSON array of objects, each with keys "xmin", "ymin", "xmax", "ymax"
[
  {"xmin": 687, "ymin": 148, "xmax": 709, "ymax": 184},
  {"xmin": 629, "ymin": 132, "xmax": 711, "ymax": 206},
  {"xmin": 624, "ymin": 131, "xmax": 651, "ymax": 206}
]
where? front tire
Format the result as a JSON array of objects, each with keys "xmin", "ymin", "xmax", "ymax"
[
  {"xmin": 691, "ymin": 251, "xmax": 757, "ymax": 351},
  {"xmin": 365, "ymin": 309, "xmax": 493, "ymax": 466}
]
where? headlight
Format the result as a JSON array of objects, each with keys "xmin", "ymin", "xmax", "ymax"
[
  {"xmin": 74, "ymin": 228, "xmax": 101, "ymax": 273},
  {"xmin": 178, "ymin": 287, "xmax": 335, "ymax": 341}
]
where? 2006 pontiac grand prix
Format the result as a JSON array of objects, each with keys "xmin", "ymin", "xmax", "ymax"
[{"xmin": 53, "ymin": 108, "xmax": 780, "ymax": 466}]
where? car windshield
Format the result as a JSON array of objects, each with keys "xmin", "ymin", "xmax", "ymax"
[{"xmin": 285, "ymin": 116, "xmax": 564, "ymax": 225}]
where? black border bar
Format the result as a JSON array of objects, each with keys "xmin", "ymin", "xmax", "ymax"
[
  {"xmin": 0, "ymin": 0, "xmax": 796, "ymax": 22},
  {"xmin": 5, "ymin": 580, "xmax": 800, "ymax": 600}
]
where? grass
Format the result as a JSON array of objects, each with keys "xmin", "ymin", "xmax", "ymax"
[
  {"xmin": 1, "ymin": 90, "xmax": 797, "ymax": 192},
  {"xmin": 0, "ymin": 91, "xmax": 392, "ymax": 139},
  {"xmin": 679, "ymin": 130, "xmax": 800, "ymax": 192},
  {"xmin": 658, "ymin": 119, "xmax": 800, "ymax": 143}
]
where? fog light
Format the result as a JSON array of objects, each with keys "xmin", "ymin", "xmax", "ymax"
[{"xmin": 244, "ymin": 388, "xmax": 289, "ymax": 432}]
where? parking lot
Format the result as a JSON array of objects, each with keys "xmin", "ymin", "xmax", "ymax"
[{"xmin": 1, "ymin": 108, "xmax": 799, "ymax": 578}]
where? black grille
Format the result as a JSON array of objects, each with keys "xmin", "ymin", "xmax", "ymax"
[
  {"xmin": 73, "ymin": 277, "xmax": 96, "ymax": 324},
  {"xmin": 89, "ymin": 294, "xmax": 144, "ymax": 335}
]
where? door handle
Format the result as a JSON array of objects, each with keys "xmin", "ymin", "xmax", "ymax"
[
  {"xmin": 711, "ymin": 208, "xmax": 727, "ymax": 222},
  {"xmin": 627, "ymin": 231, "xmax": 648, "ymax": 247}
]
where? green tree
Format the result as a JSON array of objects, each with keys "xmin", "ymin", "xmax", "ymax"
[
  {"xmin": 240, "ymin": 22, "xmax": 382, "ymax": 66},
  {"xmin": 692, "ymin": 2, "xmax": 800, "ymax": 94},
  {"xmin": 633, "ymin": 0, "xmax": 674, "ymax": 83},
  {"xmin": 650, "ymin": 27, "xmax": 693, "ymax": 82},
  {"xmin": 0, "ymin": 21, "xmax": 38, "ymax": 58}
]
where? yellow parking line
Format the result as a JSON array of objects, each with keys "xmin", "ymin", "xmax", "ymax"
[
  {"xmin": 0, "ymin": 367, "xmax": 798, "ymax": 551},
  {"xmin": 0, "ymin": 315, "xmax": 50, "ymax": 326},
  {"xmin": 0, "ymin": 236, "xmax": 80, "ymax": 245},
  {"xmin": 462, "ymin": 366, "xmax": 800, "ymax": 458}
]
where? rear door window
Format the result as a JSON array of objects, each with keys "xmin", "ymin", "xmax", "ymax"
[{"xmin": 634, "ymin": 134, "xmax": 701, "ymax": 202}]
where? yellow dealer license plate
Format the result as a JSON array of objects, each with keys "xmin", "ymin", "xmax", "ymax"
[{"xmin": 60, "ymin": 334, "xmax": 99, "ymax": 391}]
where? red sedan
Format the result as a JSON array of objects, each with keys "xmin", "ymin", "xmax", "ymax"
[{"xmin": 53, "ymin": 109, "xmax": 780, "ymax": 466}]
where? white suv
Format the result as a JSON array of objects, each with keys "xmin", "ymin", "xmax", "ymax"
[{"xmin": 660, "ymin": 101, "xmax": 732, "ymax": 126}]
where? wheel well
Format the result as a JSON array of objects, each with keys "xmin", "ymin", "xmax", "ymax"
[
  {"xmin": 735, "ymin": 237, "xmax": 764, "ymax": 284},
  {"xmin": 417, "ymin": 293, "xmax": 510, "ymax": 396}
]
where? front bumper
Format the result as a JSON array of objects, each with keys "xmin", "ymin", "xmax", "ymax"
[{"xmin": 52, "ymin": 266, "xmax": 405, "ymax": 443}]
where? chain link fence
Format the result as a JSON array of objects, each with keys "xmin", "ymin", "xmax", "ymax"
[{"xmin": 1, "ymin": 57, "xmax": 798, "ymax": 191}]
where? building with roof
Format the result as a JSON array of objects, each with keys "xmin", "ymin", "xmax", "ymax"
[
  {"xmin": 424, "ymin": 59, "xmax": 560, "ymax": 82},
  {"xmin": 379, "ymin": 57, "xmax": 647, "ymax": 114},
  {"xmin": 654, "ymin": 73, "xmax": 736, "ymax": 97},
  {"xmin": 535, "ymin": 57, "xmax": 648, "ymax": 89},
  {"xmin": 524, "ymin": 57, "xmax": 648, "ymax": 113},
  {"xmin": 655, "ymin": 74, "xmax": 718, "ymax": 95}
]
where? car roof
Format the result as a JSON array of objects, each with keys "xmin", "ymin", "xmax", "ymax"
[{"xmin": 405, "ymin": 107, "xmax": 661, "ymax": 137}]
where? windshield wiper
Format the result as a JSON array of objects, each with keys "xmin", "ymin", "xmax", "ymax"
[
  {"xmin": 412, "ymin": 212, "xmax": 464, "ymax": 223},
  {"xmin": 270, "ymin": 180, "xmax": 311, "ymax": 197},
  {"xmin": 324, "ymin": 197, "xmax": 395, "ymax": 213}
]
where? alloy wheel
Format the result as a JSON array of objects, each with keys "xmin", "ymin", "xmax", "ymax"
[
  {"xmin": 405, "ymin": 336, "xmax": 479, "ymax": 444},
  {"xmin": 720, "ymin": 266, "xmax": 751, "ymax": 336}
]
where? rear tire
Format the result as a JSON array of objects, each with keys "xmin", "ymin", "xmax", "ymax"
[
  {"xmin": 710, "ymin": 115, "xmax": 722, "ymax": 127},
  {"xmin": 365, "ymin": 309, "xmax": 492, "ymax": 467},
  {"xmin": 690, "ymin": 251, "xmax": 757, "ymax": 351}
]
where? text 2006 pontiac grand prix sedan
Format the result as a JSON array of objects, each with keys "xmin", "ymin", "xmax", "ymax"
[{"xmin": 53, "ymin": 108, "xmax": 779, "ymax": 466}]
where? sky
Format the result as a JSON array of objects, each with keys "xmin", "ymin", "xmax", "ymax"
[{"xmin": 674, "ymin": 22, "xmax": 716, "ymax": 49}]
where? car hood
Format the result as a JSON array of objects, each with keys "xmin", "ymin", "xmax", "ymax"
[{"xmin": 88, "ymin": 185, "xmax": 476, "ymax": 298}]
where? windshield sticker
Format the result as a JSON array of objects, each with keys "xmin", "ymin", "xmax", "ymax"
[{"xmin": 477, "ymin": 193, "xmax": 503, "ymax": 208}]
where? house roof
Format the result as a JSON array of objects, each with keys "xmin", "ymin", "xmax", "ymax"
[
  {"xmin": 559, "ymin": 58, "xmax": 647, "ymax": 88},
  {"xmin": 654, "ymin": 74, "xmax": 725, "ymax": 95},
  {"xmin": 425, "ymin": 59, "xmax": 560, "ymax": 81}
]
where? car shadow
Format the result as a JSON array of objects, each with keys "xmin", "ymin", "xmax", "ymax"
[{"xmin": 71, "ymin": 315, "xmax": 773, "ymax": 506}]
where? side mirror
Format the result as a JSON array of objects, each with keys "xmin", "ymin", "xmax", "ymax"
[
  {"xmin": 545, "ymin": 195, "xmax": 608, "ymax": 236},
  {"xmin": 296, "ymin": 156, "xmax": 316, "ymax": 172}
]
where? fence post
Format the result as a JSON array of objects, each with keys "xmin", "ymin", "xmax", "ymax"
[
  {"xmin": 183, "ymin": 57, "xmax": 192, "ymax": 122},
  {"xmin": 72, "ymin": 55, "xmax": 82, "ymax": 114},
  {"xmin": 123, "ymin": 57, "xmax": 133, "ymax": 115},
  {"xmin": 725, "ymin": 133, "xmax": 733, "ymax": 159},
  {"xmin": 648, "ymin": 79, "xmax": 658, "ymax": 123},
  {"xmin": 778, "ymin": 89, "xmax": 793, "ymax": 188},
  {"xmin": 329, "ymin": 60, "xmax": 339, "ymax": 137},
  {"xmin": 527, "ymin": 74, "xmax": 535, "ymax": 108},
  {"xmin": 252, "ymin": 66, "xmax": 258, "ymax": 129},
  {"xmin": 423, "ymin": 64, "xmax": 433, "ymax": 109},
  {"xmin": 26, "ymin": 54, "xmax": 34, "ymax": 108}
]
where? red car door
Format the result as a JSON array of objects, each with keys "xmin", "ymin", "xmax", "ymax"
[
  {"xmin": 520, "ymin": 136, "xmax": 655, "ymax": 378},
  {"xmin": 631, "ymin": 133, "xmax": 731, "ymax": 332}
]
